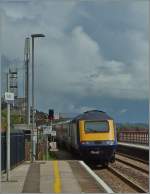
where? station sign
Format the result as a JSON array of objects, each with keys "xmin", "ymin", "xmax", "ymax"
[
  {"xmin": 33, "ymin": 134, "xmax": 37, "ymax": 142},
  {"xmin": 51, "ymin": 130, "xmax": 56, "ymax": 136},
  {"xmin": 5, "ymin": 92, "xmax": 14, "ymax": 104},
  {"xmin": 49, "ymin": 142, "xmax": 57, "ymax": 150},
  {"xmin": 43, "ymin": 126, "xmax": 52, "ymax": 135}
]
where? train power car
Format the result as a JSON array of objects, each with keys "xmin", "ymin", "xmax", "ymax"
[{"xmin": 54, "ymin": 110, "xmax": 117, "ymax": 165}]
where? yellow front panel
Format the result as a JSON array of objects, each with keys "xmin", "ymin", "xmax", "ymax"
[{"xmin": 79, "ymin": 120, "xmax": 115, "ymax": 141}]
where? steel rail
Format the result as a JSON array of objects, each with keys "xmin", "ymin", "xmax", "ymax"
[
  {"xmin": 116, "ymin": 152, "xmax": 149, "ymax": 164},
  {"xmin": 107, "ymin": 166, "xmax": 148, "ymax": 193},
  {"xmin": 115, "ymin": 157, "xmax": 149, "ymax": 174}
]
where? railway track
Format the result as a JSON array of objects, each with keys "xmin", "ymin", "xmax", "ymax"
[
  {"xmin": 69, "ymin": 159, "xmax": 149, "ymax": 193},
  {"xmin": 116, "ymin": 152, "xmax": 149, "ymax": 164},
  {"xmin": 111, "ymin": 154, "xmax": 149, "ymax": 192},
  {"xmin": 90, "ymin": 153, "xmax": 149, "ymax": 193},
  {"xmin": 115, "ymin": 154, "xmax": 149, "ymax": 174},
  {"xmin": 107, "ymin": 166, "xmax": 148, "ymax": 193},
  {"xmin": 93, "ymin": 165, "xmax": 148, "ymax": 193}
]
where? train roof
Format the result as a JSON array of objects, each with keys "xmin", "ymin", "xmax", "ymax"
[
  {"xmin": 53, "ymin": 120, "xmax": 71, "ymax": 125},
  {"xmin": 72, "ymin": 110, "xmax": 113, "ymax": 122}
]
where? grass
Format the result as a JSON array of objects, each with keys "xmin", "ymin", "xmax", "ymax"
[{"xmin": 43, "ymin": 151, "xmax": 56, "ymax": 160}]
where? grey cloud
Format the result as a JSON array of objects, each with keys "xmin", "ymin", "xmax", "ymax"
[
  {"xmin": 69, "ymin": 0, "xmax": 148, "ymax": 63},
  {"xmin": 1, "ymin": 0, "xmax": 149, "ymax": 118}
]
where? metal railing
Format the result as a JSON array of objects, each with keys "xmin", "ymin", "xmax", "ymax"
[
  {"xmin": 118, "ymin": 131, "xmax": 149, "ymax": 145},
  {"xmin": 1, "ymin": 132, "xmax": 25, "ymax": 171},
  {"xmin": 1, "ymin": 132, "xmax": 46, "ymax": 171}
]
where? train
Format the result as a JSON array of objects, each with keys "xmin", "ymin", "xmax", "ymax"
[{"xmin": 53, "ymin": 110, "xmax": 117, "ymax": 165}]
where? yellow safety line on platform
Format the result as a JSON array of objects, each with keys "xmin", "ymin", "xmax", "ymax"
[{"xmin": 53, "ymin": 160, "xmax": 61, "ymax": 193}]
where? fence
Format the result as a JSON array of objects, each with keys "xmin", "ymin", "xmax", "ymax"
[
  {"xmin": 24, "ymin": 134, "xmax": 47, "ymax": 161},
  {"xmin": 118, "ymin": 131, "xmax": 149, "ymax": 145},
  {"xmin": 1, "ymin": 132, "xmax": 25, "ymax": 171},
  {"xmin": 1, "ymin": 131, "xmax": 48, "ymax": 171}
]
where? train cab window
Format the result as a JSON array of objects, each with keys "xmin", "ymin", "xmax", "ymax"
[{"xmin": 85, "ymin": 121, "xmax": 109, "ymax": 133}]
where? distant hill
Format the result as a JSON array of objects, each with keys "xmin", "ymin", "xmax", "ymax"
[{"xmin": 116, "ymin": 123, "xmax": 149, "ymax": 131}]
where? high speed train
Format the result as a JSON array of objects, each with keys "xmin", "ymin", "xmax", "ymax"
[{"xmin": 54, "ymin": 110, "xmax": 117, "ymax": 165}]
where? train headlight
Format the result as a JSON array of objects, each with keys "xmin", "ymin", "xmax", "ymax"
[
  {"xmin": 81, "ymin": 141, "xmax": 92, "ymax": 145},
  {"xmin": 105, "ymin": 140, "xmax": 114, "ymax": 145}
]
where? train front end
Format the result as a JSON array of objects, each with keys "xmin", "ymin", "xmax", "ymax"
[{"xmin": 79, "ymin": 116, "xmax": 117, "ymax": 164}]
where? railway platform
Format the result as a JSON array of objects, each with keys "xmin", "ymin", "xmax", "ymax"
[
  {"xmin": 118, "ymin": 142, "xmax": 149, "ymax": 150},
  {"xmin": 117, "ymin": 142, "xmax": 149, "ymax": 162},
  {"xmin": 1, "ymin": 160, "xmax": 112, "ymax": 193},
  {"xmin": 1, "ymin": 146, "xmax": 149, "ymax": 193}
]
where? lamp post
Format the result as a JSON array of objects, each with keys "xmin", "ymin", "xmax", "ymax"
[
  {"xmin": 24, "ymin": 37, "xmax": 30, "ymax": 127},
  {"xmin": 31, "ymin": 33, "xmax": 45, "ymax": 162}
]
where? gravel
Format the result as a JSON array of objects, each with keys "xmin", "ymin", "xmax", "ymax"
[
  {"xmin": 94, "ymin": 168, "xmax": 137, "ymax": 193},
  {"xmin": 116, "ymin": 154, "xmax": 149, "ymax": 172},
  {"xmin": 111, "ymin": 161, "xmax": 149, "ymax": 191}
]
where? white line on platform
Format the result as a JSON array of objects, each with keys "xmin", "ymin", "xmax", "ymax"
[{"xmin": 79, "ymin": 161, "xmax": 114, "ymax": 193}]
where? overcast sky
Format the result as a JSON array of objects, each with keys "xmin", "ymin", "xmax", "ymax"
[{"xmin": 0, "ymin": 0, "xmax": 149, "ymax": 123}]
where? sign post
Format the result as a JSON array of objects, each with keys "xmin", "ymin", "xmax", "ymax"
[
  {"xmin": 43, "ymin": 126, "xmax": 52, "ymax": 160},
  {"xmin": 5, "ymin": 73, "xmax": 14, "ymax": 181},
  {"xmin": 5, "ymin": 92, "xmax": 14, "ymax": 104},
  {"xmin": 7, "ymin": 100, "xmax": 10, "ymax": 181},
  {"xmin": 47, "ymin": 135, "xmax": 49, "ymax": 160}
]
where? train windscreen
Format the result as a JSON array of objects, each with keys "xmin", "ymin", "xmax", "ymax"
[{"xmin": 85, "ymin": 121, "xmax": 109, "ymax": 133}]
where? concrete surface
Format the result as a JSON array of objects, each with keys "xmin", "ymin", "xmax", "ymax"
[
  {"xmin": 1, "ymin": 162, "xmax": 30, "ymax": 193},
  {"xmin": 40, "ymin": 161, "xmax": 54, "ymax": 193},
  {"xmin": 1, "ymin": 160, "xmax": 82, "ymax": 193},
  {"xmin": 59, "ymin": 160, "xmax": 81, "ymax": 193},
  {"xmin": 22, "ymin": 162, "xmax": 40, "ymax": 193}
]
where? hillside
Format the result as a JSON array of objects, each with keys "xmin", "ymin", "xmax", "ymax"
[{"xmin": 116, "ymin": 123, "xmax": 149, "ymax": 131}]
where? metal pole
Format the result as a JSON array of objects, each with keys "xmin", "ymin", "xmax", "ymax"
[
  {"xmin": 25, "ymin": 44, "xmax": 27, "ymax": 124},
  {"xmin": 31, "ymin": 33, "xmax": 45, "ymax": 161},
  {"xmin": 0, "ymin": 33, "xmax": 2, "ymax": 185},
  {"xmin": 0, "ymin": 66, "xmax": 1, "ymax": 185},
  {"xmin": 51, "ymin": 119, "xmax": 53, "ymax": 141},
  {"xmin": 27, "ymin": 54, "xmax": 30, "ymax": 127},
  {"xmin": 6, "ymin": 72, "xmax": 10, "ymax": 181},
  {"xmin": 47, "ymin": 135, "xmax": 48, "ymax": 160},
  {"xmin": 36, "ymin": 127, "xmax": 39, "ymax": 160},
  {"xmin": 24, "ymin": 37, "xmax": 30, "ymax": 127},
  {"xmin": 31, "ymin": 36, "xmax": 35, "ymax": 162}
]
